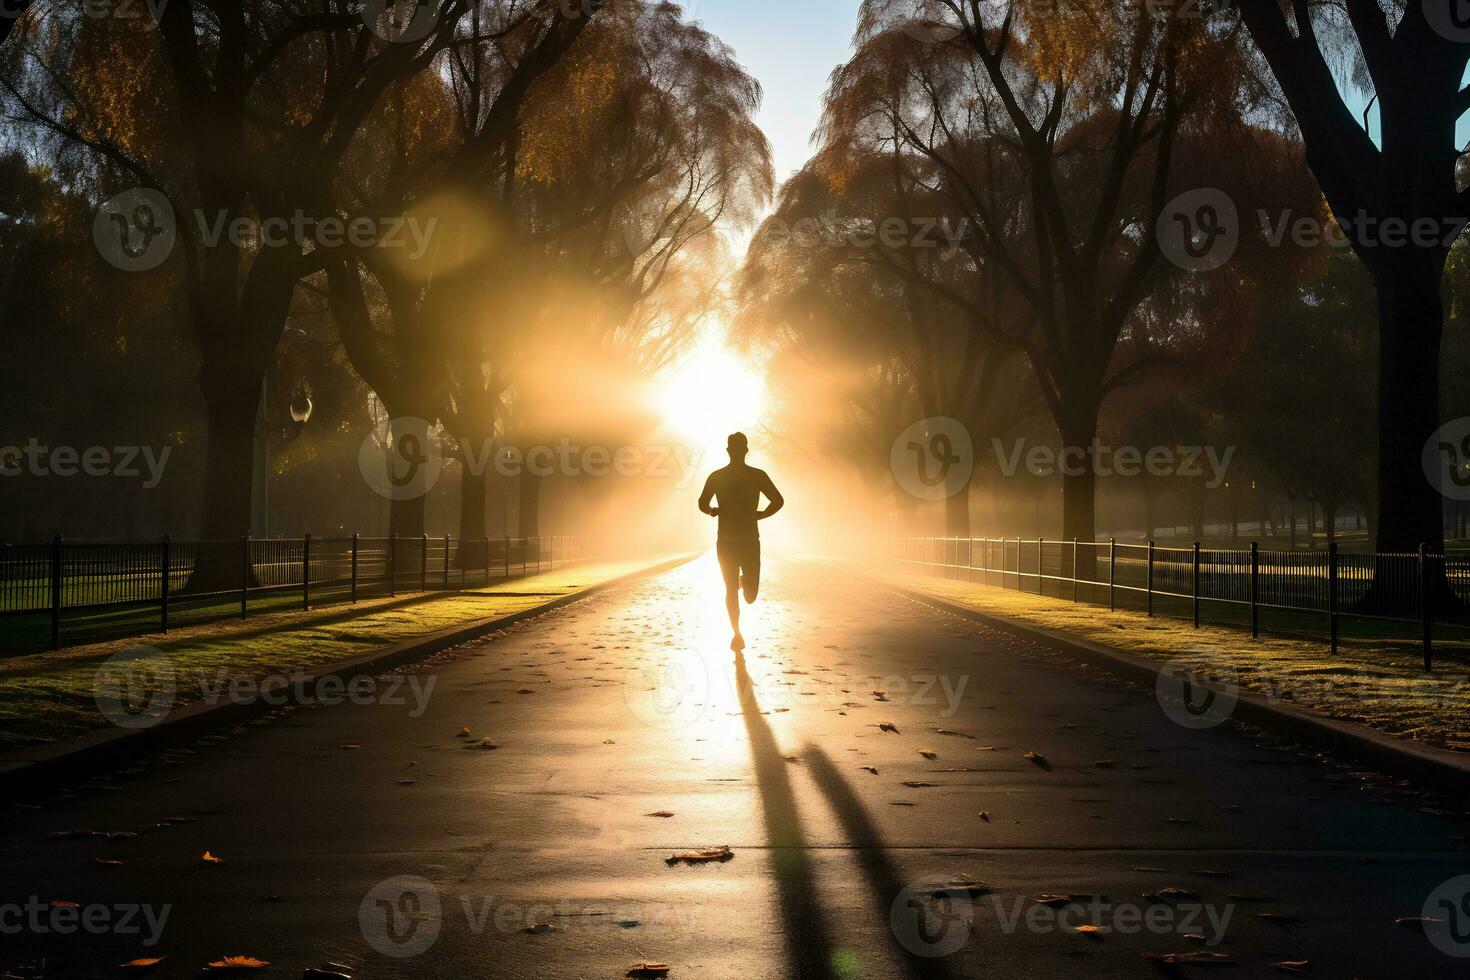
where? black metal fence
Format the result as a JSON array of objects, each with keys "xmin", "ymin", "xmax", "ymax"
[
  {"xmin": 0, "ymin": 534, "xmax": 597, "ymax": 653},
  {"xmin": 892, "ymin": 536, "xmax": 1470, "ymax": 671}
]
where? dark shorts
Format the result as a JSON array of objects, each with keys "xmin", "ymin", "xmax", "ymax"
[{"xmin": 717, "ymin": 539, "xmax": 761, "ymax": 599}]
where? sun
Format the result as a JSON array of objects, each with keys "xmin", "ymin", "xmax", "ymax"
[{"xmin": 656, "ymin": 336, "xmax": 767, "ymax": 459}]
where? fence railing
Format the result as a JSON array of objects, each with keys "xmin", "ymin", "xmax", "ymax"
[
  {"xmin": 0, "ymin": 534, "xmax": 597, "ymax": 652},
  {"xmin": 892, "ymin": 536, "xmax": 1469, "ymax": 671}
]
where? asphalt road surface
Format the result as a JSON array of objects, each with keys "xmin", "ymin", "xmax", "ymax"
[{"xmin": 4, "ymin": 556, "xmax": 1470, "ymax": 978}]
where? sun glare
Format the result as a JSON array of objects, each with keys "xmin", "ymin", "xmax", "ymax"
[{"xmin": 657, "ymin": 336, "xmax": 767, "ymax": 458}]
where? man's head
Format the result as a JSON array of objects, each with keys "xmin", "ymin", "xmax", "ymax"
[{"xmin": 727, "ymin": 431, "xmax": 749, "ymax": 461}]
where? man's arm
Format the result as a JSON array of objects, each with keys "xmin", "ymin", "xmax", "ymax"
[
  {"xmin": 698, "ymin": 474, "xmax": 719, "ymax": 516},
  {"xmin": 757, "ymin": 472, "xmax": 784, "ymax": 520}
]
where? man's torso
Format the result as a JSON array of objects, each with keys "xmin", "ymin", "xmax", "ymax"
[{"xmin": 707, "ymin": 464, "xmax": 769, "ymax": 543}]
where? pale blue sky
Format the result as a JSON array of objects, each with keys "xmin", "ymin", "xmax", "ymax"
[{"xmin": 689, "ymin": 0, "xmax": 861, "ymax": 185}]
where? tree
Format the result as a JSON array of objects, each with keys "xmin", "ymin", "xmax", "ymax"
[
  {"xmin": 1234, "ymin": 0, "xmax": 1465, "ymax": 559},
  {"xmin": 825, "ymin": 0, "xmax": 1256, "ymax": 543}
]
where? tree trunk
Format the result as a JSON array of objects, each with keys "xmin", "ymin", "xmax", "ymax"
[
  {"xmin": 1058, "ymin": 405, "xmax": 1099, "ymax": 544},
  {"xmin": 945, "ymin": 486, "xmax": 971, "ymax": 539},
  {"xmin": 390, "ymin": 495, "xmax": 426, "ymax": 540},
  {"xmin": 1373, "ymin": 261, "xmax": 1445, "ymax": 555},
  {"xmin": 185, "ymin": 376, "xmax": 264, "ymax": 593},
  {"xmin": 518, "ymin": 469, "xmax": 542, "ymax": 538},
  {"xmin": 457, "ymin": 458, "xmax": 488, "ymax": 570}
]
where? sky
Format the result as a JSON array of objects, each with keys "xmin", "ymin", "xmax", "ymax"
[{"xmin": 689, "ymin": 0, "xmax": 862, "ymax": 187}]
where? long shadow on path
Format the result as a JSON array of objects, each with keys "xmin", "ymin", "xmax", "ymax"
[
  {"xmin": 734, "ymin": 653, "xmax": 969, "ymax": 980},
  {"xmin": 733, "ymin": 653, "xmax": 841, "ymax": 978}
]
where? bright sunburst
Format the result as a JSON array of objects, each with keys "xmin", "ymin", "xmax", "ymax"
[{"xmin": 656, "ymin": 334, "xmax": 767, "ymax": 459}]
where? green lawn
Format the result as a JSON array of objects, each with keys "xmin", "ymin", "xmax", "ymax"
[
  {"xmin": 882, "ymin": 563, "xmax": 1470, "ymax": 753},
  {"xmin": 0, "ymin": 555, "xmax": 679, "ymax": 753}
]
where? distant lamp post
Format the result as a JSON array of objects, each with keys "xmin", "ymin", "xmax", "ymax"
[{"xmin": 289, "ymin": 389, "xmax": 313, "ymax": 425}]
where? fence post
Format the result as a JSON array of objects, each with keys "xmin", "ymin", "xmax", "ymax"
[
  {"xmin": 1108, "ymin": 538, "xmax": 1116, "ymax": 612},
  {"xmin": 1250, "ymin": 541, "xmax": 1259, "ymax": 638},
  {"xmin": 160, "ymin": 534, "xmax": 171, "ymax": 633},
  {"xmin": 420, "ymin": 533, "xmax": 428, "ymax": 592},
  {"xmin": 1146, "ymin": 540, "xmax": 1155, "ymax": 617},
  {"xmin": 1037, "ymin": 537, "xmax": 1044, "ymax": 596},
  {"xmin": 504, "ymin": 536, "xmax": 511, "ymax": 579},
  {"xmin": 484, "ymin": 538, "xmax": 490, "ymax": 586},
  {"xmin": 1072, "ymin": 538, "xmax": 1079, "ymax": 602},
  {"xmin": 49, "ymin": 534, "xmax": 62, "ymax": 650},
  {"xmin": 389, "ymin": 532, "xmax": 398, "ymax": 598},
  {"xmin": 444, "ymin": 533, "xmax": 451, "ymax": 588},
  {"xmin": 1192, "ymin": 542, "xmax": 1201, "ymax": 628},
  {"xmin": 351, "ymin": 532, "xmax": 359, "ymax": 603},
  {"xmin": 240, "ymin": 535, "xmax": 250, "ymax": 619},
  {"xmin": 1420, "ymin": 543, "xmax": 1433, "ymax": 672},
  {"xmin": 302, "ymin": 532, "xmax": 312, "ymax": 610},
  {"xmin": 1328, "ymin": 541, "xmax": 1338, "ymax": 655}
]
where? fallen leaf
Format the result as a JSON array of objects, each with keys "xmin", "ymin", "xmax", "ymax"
[
  {"xmin": 924, "ymin": 877, "xmax": 990, "ymax": 897},
  {"xmin": 645, "ymin": 811, "xmax": 676, "ymax": 818},
  {"xmin": 860, "ymin": 767, "xmax": 879, "ymax": 775},
  {"xmin": 473, "ymin": 738, "xmax": 499, "ymax": 750},
  {"xmin": 1269, "ymin": 962, "xmax": 1310, "ymax": 976},
  {"xmin": 201, "ymin": 851, "xmax": 223, "ymax": 865},
  {"xmin": 1395, "ymin": 915, "xmax": 1443, "ymax": 931},
  {"xmin": 204, "ymin": 956, "xmax": 269, "ymax": 971},
  {"xmin": 455, "ymin": 727, "xmax": 472, "ymax": 738},
  {"xmin": 903, "ymin": 781, "xmax": 939, "ymax": 788},
  {"xmin": 918, "ymin": 749, "xmax": 938, "ymax": 760},
  {"xmin": 666, "ymin": 846, "xmax": 733, "ymax": 865},
  {"xmin": 1142, "ymin": 951, "xmax": 1234, "ymax": 966},
  {"xmin": 1256, "ymin": 912, "xmax": 1302, "ymax": 926},
  {"xmin": 1073, "ymin": 924, "xmax": 1106, "ymax": 939},
  {"xmin": 1024, "ymin": 751, "xmax": 1051, "ymax": 771},
  {"xmin": 117, "ymin": 958, "xmax": 165, "ymax": 971},
  {"xmin": 877, "ymin": 723, "xmax": 900, "ymax": 734},
  {"xmin": 978, "ymin": 811, "xmax": 991, "ymax": 822},
  {"xmin": 524, "ymin": 923, "xmax": 555, "ymax": 934}
]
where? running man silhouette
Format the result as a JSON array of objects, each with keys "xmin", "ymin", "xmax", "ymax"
[{"xmin": 699, "ymin": 432, "xmax": 784, "ymax": 651}]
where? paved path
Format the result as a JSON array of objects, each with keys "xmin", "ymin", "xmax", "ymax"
[{"xmin": 4, "ymin": 556, "xmax": 1470, "ymax": 978}]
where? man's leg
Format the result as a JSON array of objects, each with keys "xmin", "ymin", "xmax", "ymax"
[
  {"xmin": 717, "ymin": 544, "xmax": 743, "ymax": 648},
  {"xmin": 742, "ymin": 546, "xmax": 761, "ymax": 604}
]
